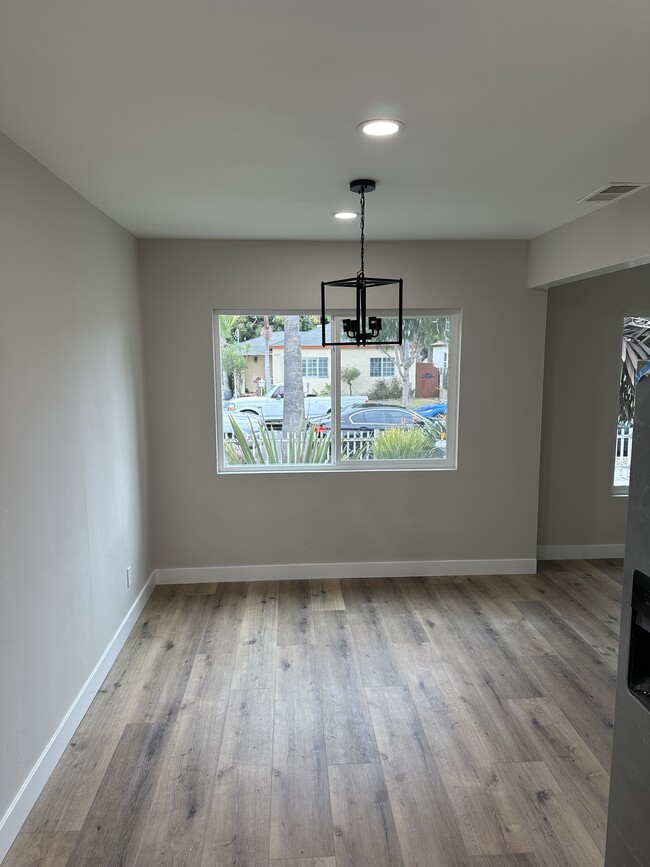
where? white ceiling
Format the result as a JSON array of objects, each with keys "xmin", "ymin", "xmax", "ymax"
[{"xmin": 1, "ymin": 0, "xmax": 649, "ymax": 240}]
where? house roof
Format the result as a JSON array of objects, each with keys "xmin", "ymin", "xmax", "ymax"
[
  {"xmin": 240, "ymin": 324, "xmax": 331, "ymax": 354},
  {"xmin": 239, "ymin": 325, "xmax": 449, "ymax": 354},
  {"xmin": 239, "ymin": 331, "xmax": 284, "ymax": 355}
]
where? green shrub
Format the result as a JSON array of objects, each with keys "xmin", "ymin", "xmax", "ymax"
[
  {"xmin": 372, "ymin": 427, "xmax": 429, "ymax": 459},
  {"xmin": 367, "ymin": 378, "xmax": 403, "ymax": 401},
  {"xmin": 371, "ymin": 420, "xmax": 446, "ymax": 461}
]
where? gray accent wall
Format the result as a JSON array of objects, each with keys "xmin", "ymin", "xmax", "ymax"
[
  {"xmin": 538, "ymin": 264, "xmax": 650, "ymax": 550},
  {"xmin": 138, "ymin": 238, "xmax": 546, "ymax": 571},
  {"xmin": 0, "ymin": 133, "xmax": 150, "ymax": 821}
]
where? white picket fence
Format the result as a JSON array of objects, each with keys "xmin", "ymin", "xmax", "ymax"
[
  {"xmin": 224, "ymin": 428, "xmax": 378, "ymax": 463},
  {"xmin": 341, "ymin": 430, "xmax": 377, "ymax": 458},
  {"xmin": 614, "ymin": 424, "xmax": 633, "ymax": 487}
]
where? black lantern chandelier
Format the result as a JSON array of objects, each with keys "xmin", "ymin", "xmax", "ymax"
[{"xmin": 321, "ymin": 179, "xmax": 403, "ymax": 347}]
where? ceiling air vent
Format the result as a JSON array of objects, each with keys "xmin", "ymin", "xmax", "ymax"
[{"xmin": 579, "ymin": 182, "xmax": 649, "ymax": 203}]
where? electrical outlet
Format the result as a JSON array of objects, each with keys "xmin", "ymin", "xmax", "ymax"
[{"xmin": 126, "ymin": 565, "xmax": 132, "ymax": 589}]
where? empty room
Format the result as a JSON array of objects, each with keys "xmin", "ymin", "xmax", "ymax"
[{"xmin": 1, "ymin": 1, "xmax": 650, "ymax": 865}]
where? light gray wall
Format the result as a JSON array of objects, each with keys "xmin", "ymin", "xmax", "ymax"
[
  {"xmin": 138, "ymin": 239, "xmax": 546, "ymax": 570},
  {"xmin": 0, "ymin": 133, "xmax": 149, "ymax": 821},
  {"xmin": 528, "ymin": 185, "xmax": 650, "ymax": 289},
  {"xmin": 538, "ymin": 263, "xmax": 650, "ymax": 548}
]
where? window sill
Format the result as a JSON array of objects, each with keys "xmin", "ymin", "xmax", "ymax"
[{"xmin": 217, "ymin": 461, "xmax": 457, "ymax": 476}]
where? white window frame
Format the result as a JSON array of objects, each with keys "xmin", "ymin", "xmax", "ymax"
[
  {"xmin": 369, "ymin": 356, "xmax": 396, "ymax": 378},
  {"xmin": 302, "ymin": 357, "xmax": 329, "ymax": 378},
  {"xmin": 214, "ymin": 309, "xmax": 461, "ymax": 474}
]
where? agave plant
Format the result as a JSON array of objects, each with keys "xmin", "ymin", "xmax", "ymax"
[
  {"xmin": 224, "ymin": 415, "xmax": 332, "ymax": 465},
  {"xmin": 422, "ymin": 418, "xmax": 447, "ymax": 458},
  {"xmin": 619, "ymin": 317, "xmax": 650, "ymax": 423}
]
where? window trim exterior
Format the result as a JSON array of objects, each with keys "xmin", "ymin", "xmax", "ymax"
[
  {"xmin": 302, "ymin": 357, "xmax": 329, "ymax": 378},
  {"xmin": 369, "ymin": 356, "xmax": 396, "ymax": 378}
]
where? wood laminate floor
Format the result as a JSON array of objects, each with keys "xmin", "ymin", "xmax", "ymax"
[{"xmin": 2, "ymin": 559, "xmax": 623, "ymax": 867}]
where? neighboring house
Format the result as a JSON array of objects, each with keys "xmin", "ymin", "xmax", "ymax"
[
  {"xmin": 234, "ymin": 323, "xmax": 447, "ymax": 397},
  {"xmin": 431, "ymin": 341, "xmax": 449, "ymax": 390},
  {"xmin": 431, "ymin": 341, "xmax": 447, "ymax": 371},
  {"xmin": 235, "ymin": 330, "xmax": 285, "ymax": 394}
]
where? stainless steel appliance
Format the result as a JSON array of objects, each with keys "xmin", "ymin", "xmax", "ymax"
[{"xmin": 606, "ymin": 362, "xmax": 650, "ymax": 867}]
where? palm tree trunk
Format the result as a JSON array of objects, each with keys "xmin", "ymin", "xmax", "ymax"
[
  {"xmin": 401, "ymin": 339, "xmax": 411, "ymax": 406},
  {"xmin": 262, "ymin": 316, "xmax": 272, "ymax": 390},
  {"xmin": 283, "ymin": 316, "xmax": 304, "ymax": 455}
]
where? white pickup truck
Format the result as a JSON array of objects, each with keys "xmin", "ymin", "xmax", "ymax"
[{"xmin": 226, "ymin": 383, "xmax": 367, "ymax": 424}]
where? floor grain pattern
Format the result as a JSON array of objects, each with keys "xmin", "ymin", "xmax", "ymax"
[{"xmin": 2, "ymin": 559, "xmax": 621, "ymax": 867}]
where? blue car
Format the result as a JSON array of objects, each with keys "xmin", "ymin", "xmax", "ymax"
[{"xmin": 416, "ymin": 402, "xmax": 447, "ymax": 420}]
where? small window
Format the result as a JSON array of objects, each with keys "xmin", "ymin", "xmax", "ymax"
[
  {"xmin": 613, "ymin": 316, "xmax": 650, "ymax": 492},
  {"xmin": 302, "ymin": 357, "xmax": 329, "ymax": 378},
  {"xmin": 369, "ymin": 357, "xmax": 395, "ymax": 378}
]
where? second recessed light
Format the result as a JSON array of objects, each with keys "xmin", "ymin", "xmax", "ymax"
[
  {"xmin": 358, "ymin": 118, "xmax": 404, "ymax": 137},
  {"xmin": 333, "ymin": 211, "xmax": 358, "ymax": 220}
]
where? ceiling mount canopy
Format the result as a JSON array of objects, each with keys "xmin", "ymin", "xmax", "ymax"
[{"xmin": 321, "ymin": 179, "xmax": 403, "ymax": 347}]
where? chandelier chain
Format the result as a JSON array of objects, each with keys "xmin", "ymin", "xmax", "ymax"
[
  {"xmin": 358, "ymin": 187, "xmax": 365, "ymax": 279},
  {"xmin": 321, "ymin": 178, "xmax": 403, "ymax": 348}
]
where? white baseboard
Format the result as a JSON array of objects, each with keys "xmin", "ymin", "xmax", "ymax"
[
  {"xmin": 155, "ymin": 558, "xmax": 537, "ymax": 584},
  {"xmin": 0, "ymin": 572, "xmax": 157, "ymax": 863},
  {"xmin": 537, "ymin": 544, "xmax": 625, "ymax": 560}
]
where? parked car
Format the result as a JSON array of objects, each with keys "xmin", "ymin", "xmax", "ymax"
[
  {"xmin": 312, "ymin": 404, "xmax": 433, "ymax": 432},
  {"xmin": 416, "ymin": 402, "xmax": 447, "ymax": 419},
  {"xmin": 226, "ymin": 383, "xmax": 368, "ymax": 424},
  {"xmin": 222, "ymin": 411, "xmax": 267, "ymax": 439}
]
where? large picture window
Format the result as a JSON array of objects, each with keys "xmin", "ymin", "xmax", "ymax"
[{"xmin": 215, "ymin": 311, "xmax": 459, "ymax": 472}]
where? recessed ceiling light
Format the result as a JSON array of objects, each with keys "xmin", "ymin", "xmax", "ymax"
[
  {"xmin": 333, "ymin": 211, "xmax": 358, "ymax": 220},
  {"xmin": 358, "ymin": 118, "xmax": 404, "ymax": 137}
]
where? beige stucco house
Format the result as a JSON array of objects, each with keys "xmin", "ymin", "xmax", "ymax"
[{"xmin": 236, "ymin": 323, "xmax": 439, "ymax": 397}]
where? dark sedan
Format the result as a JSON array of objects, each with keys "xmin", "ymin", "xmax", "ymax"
[{"xmin": 312, "ymin": 404, "xmax": 432, "ymax": 432}]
